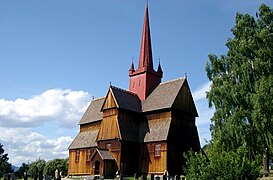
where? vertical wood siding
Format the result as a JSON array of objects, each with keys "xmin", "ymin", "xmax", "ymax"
[{"xmin": 68, "ymin": 148, "xmax": 95, "ymax": 175}]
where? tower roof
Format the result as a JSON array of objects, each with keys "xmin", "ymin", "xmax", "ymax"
[{"xmin": 138, "ymin": 1, "xmax": 153, "ymax": 70}]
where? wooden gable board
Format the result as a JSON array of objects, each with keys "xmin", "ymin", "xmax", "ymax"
[
  {"xmin": 101, "ymin": 88, "xmax": 119, "ymax": 111},
  {"xmin": 172, "ymin": 79, "xmax": 198, "ymax": 117}
]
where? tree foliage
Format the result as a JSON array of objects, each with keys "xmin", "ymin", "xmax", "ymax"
[
  {"xmin": 185, "ymin": 4, "xmax": 273, "ymax": 179},
  {"xmin": 28, "ymin": 158, "xmax": 46, "ymax": 178},
  {"xmin": 15, "ymin": 163, "xmax": 29, "ymax": 178},
  {"xmin": 43, "ymin": 158, "xmax": 68, "ymax": 176},
  {"xmin": 206, "ymin": 4, "xmax": 273, "ymax": 157},
  {"xmin": 185, "ymin": 144, "xmax": 261, "ymax": 180},
  {"xmin": 0, "ymin": 143, "xmax": 13, "ymax": 178}
]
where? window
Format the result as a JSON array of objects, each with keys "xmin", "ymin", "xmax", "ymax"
[
  {"xmin": 75, "ymin": 150, "xmax": 80, "ymax": 162},
  {"xmin": 154, "ymin": 144, "xmax": 161, "ymax": 157},
  {"xmin": 86, "ymin": 149, "xmax": 91, "ymax": 161}
]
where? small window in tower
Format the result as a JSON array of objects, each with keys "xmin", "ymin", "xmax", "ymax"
[
  {"xmin": 86, "ymin": 149, "xmax": 91, "ymax": 162},
  {"xmin": 154, "ymin": 144, "xmax": 161, "ymax": 157},
  {"xmin": 139, "ymin": 79, "xmax": 141, "ymax": 87},
  {"xmin": 75, "ymin": 150, "xmax": 80, "ymax": 162},
  {"xmin": 133, "ymin": 81, "xmax": 135, "ymax": 88}
]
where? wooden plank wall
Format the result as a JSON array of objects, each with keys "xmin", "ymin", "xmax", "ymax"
[
  {"xmin": 97, "ymin": 139, "xmax": 121, "ymax": 170},
  {"xmin": 80, "ymin": 121, "xmax": 101, "ymax": 132},
  {"xmin": 68, "ymin": 148, "xmax": 95, "ymax": 175},
  {"xmin": 139, "ymin": 142, "xmax": 167, "ymax": 175},
  {"xmin": 167, "ymin": 112, "xmax": 200, "ymax": 175},
  {"xmin": 173, "ymin": 82, "xmax": 197, "ymax": 116},
  {"xmin": 97, "ymin": 113, "xmax": 120, "ymax": 140}
]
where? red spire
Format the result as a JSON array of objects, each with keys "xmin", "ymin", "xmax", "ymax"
[
  {"xmin": 128, "ymin": 1, "xmax": 163, "ymax": 100},
  {"xmin": 129, "ymin": 60, "xmax": 135, "ymax": 75},
  {"xmin": 157, "ymin": 60, "xmax": 163, "ymax": 74},
  {"xmin": 138, "ymin": 1, "xmax": 153, "ymax": 70}
]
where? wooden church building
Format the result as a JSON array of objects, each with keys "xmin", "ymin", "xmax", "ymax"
[{"xmin": 68, "ymin": 2, "xmax": 200, "ymax": 178}]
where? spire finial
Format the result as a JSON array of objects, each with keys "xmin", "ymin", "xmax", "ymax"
[{"xmin": 184, "ymin": 73, "xmax": 187, "ymax": 79}]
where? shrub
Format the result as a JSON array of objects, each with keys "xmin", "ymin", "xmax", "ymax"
[{"xmin": 185, "ymin": 145, "xmax": 261, "ymax": 180}]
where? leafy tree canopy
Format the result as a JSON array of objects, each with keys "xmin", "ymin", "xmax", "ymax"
[
  {"xmin": 0, "ymin": 143, "xmax": 13, "ymax": 178},
  {"xmin": 28, "ymin": 158, "xmax": 46, "ymax": 176},
  {"xmin": 185, "ymin": 144, "xmax": 261, "ymax": 180},
  {"xmin": 15, "ymin": 163, "xmax": 30, "ymax": 178},
  {"xmin": 206, "ymin": 4, "xmax": 273, "ymax": 157},
  {"xmin": 43, "ymin": 158, "xmax": 68, "ymax": 176}
]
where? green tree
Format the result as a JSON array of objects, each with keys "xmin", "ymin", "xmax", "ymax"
[
  {"xmin": 0, "ymin": 143, "xmax": 13, "ymax": 178},
  {"xmin": 43, "ymin": 158, "xmax": 68, "ymax": 176},
  {"xmin": 28, "ymin": 158, "xmax": 46, "ymax": 179},
  {"xmin": 15, "ymin": 162, "xmax": 29, "ymax": 179},
  {"xmin": 206, "ymin": 3, "xmax": 273, "ymax": 164},
  {"xmin": 185, "ymin": 144, "xmax": 261, "ymax": 180}
]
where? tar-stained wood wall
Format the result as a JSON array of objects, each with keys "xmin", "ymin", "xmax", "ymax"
[
  {"xmin": 68, "ymin": 148, "xmax": 95, "ymax": 175},
  {"xmin": 97, "ymin": 109, "xmax": 120, "ymax": 140},
  {"xmin": 139, "ymin": 142, "xmax": 167, "ymax": 175},
  {"xmin": 173, "ymin": 81, "xmax": 198, "ymax": 116},
  {"xmin": 120, "ymin": 141, "xmax": 139, "ymax": 175},
  {"xmin": 167, "ymin": 111, "xmax": 200, "ymax": 175}
]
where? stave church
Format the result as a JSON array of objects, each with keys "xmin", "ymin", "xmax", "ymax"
[{"xmin": 68, "ymin": 2, "xmax": 200, "ymax": 178}]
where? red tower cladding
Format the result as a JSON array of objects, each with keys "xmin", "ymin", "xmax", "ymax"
[{"xmin": 129, "ymin": 3, "xmax": 163, "ymax": 100}]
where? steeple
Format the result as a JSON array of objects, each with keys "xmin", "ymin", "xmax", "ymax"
[
  {"xmin": 128, "ymin": 1, "xmax": 163, "ymax": 100},
  {"xmin": 138, "ymin": 1, "xmax": 153, "ymax": 70}
]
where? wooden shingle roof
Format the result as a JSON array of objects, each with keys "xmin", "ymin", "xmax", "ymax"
[
  {"xmin": 139, "ymin": 118, "xmax": 171, "ymax": 142},
  {"xmin": 72, "ymin": 77, "xmax": 197, "ymax": 146},
  {"xmin": 68, "ymin": 129, "xmax": 99, "ymax": 149},
  {"xmin": 110, "ymin": 86, "xmax": 142, "ymax": 112},
  {"xmin": 91, "ymin": 149, "xmax": 115, "ymax": 160},
  {"xmin": 79, "ymin": 97, "xmax": 105, "ymax": 125},
  {"xmin": 97, "ymin": 149, "xmax": 115, "ymax": 160},
  {"xmin": 142, "ymin": 78, "xmax": 185, "ymax": 112}
]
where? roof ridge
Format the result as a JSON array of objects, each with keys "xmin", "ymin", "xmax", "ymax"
[
  {"xmin": 111, "ymin": 85, "xmax": 138, "ymax": 96},
  {"xmin": 160, "ymin": 77, "xmax": 185, "ymax": 85},
  {"xmin": 93, "ymin": 96, "xmax": 105, "ymax": 101}
]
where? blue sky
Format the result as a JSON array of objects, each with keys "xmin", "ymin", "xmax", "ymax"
[{"xmin": 1, "ymin": 0, "xmax": 272, "ymax": 166}]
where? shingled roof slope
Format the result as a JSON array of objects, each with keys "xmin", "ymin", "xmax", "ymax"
[
  {"xmin": 97, "ymin": 149, "xmax": 115, "ymax": 160},
  {"xmin": 142, "ymin": 78, "xmax": 185, "ymax": 112},
  {"xmin": 68, "ymin": 129, "xmax": 99, "ymax": 149},
  {"xmin": 139, "ymin": 118, "xmax": 171, "ymax": 142},
  {"xmin": 79, "ymin": 97, "xmax": 104, "ymax": 125},
  {"xmin": 110, "ymin": 86, "xmax": 142, "ymax": 112}
]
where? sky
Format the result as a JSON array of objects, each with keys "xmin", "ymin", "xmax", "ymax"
[{"xmin": 1, "ymin": 0, "xmax": 272, "ymax": 167}]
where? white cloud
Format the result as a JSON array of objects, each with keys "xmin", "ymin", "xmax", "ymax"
[
  {"xmin": 0, "ymin": 89, "xmax": 91, "ymax": 128},
  {"xmin": 192, "ymin": 81, "xmax": 211, "ymax": 101},
  {"xmin": 193, "ymin": 81, "xmax": 214, "ymax": 147},
  {"xmin": 0, "ymin": 127, "xmax": 73, "ymax": 166}
]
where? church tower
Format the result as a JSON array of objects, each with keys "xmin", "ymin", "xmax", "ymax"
[{"xmin": 129, "ymin": 2, "xmax": 163, "ymax": 100}]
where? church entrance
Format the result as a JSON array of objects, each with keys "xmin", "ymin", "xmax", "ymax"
[{"xmin": 94, "ymin": 161, "xmax": 100, "ymax": 175}]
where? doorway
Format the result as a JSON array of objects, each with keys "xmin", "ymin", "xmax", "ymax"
[{"xmin": 94, "ymin": 161, "xmax": 100, "ymax": 175}]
